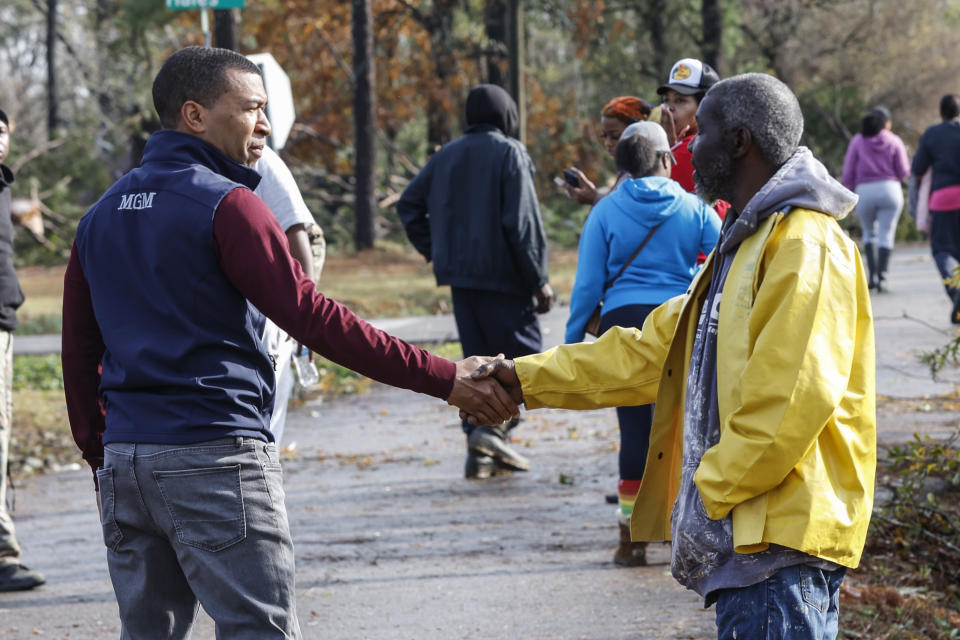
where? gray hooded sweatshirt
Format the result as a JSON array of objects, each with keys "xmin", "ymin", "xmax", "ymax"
[{"xmin": 670, "ymin": 147, "xmax": 858, "ymax": 603}]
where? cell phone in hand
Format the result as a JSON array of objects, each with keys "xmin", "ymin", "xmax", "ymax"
[{"xmin": 562, "ymin": 168, "xmax": 580, "ymax": 188}]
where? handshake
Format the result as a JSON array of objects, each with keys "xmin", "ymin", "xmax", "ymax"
[{"xmin": 447, "ymin": 355, "xmax": 523, "ymax": 426}]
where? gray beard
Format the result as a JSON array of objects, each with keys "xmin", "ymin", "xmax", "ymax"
[{"xmin": 693, "ymin": 152, "xmax": 735, "ymax": 205}]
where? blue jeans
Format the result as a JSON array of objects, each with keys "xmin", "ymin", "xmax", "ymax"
[
  {"xmin": 99, "ymin": 437, "xmax": 300, "ymax": 639},
  {"xmin": 714, "ymin": 564, "xmax": 845, "ymax": 640}
]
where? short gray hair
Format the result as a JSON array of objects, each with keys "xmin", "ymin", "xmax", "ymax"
[{"xmin": 705, "ymin": 73, "xmax": 803, "ymax": 167}]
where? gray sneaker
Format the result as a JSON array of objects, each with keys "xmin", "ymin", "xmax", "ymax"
[
  {"xmin": 467, "ymin": 426, "xmax": 530, "ymax": 472},
  {"xmin": 0, "ymin": 564, "xmax": 45, "ymax": 591}
]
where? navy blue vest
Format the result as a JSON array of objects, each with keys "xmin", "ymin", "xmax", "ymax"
[{"xmin": 76, "ymin": 130, "xmax": 274, "ymax": 445}]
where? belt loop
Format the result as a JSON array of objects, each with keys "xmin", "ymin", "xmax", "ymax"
[{"xmin": 235, "ymin": 436, "xmax": 243, "ymax": 448}]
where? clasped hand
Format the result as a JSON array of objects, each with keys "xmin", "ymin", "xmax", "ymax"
[{"xmin": 446, "ymin": 356, "xmax": 523, "ymax": 426}]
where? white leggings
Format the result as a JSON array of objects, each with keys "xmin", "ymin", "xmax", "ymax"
[{"xmin": 855, "ymin": 179, "xmax": 903, "ymax": 249}]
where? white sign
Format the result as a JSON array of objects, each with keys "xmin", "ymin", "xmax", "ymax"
[{"xmin": 246, "ymin": 52, "xmax": 295, "ymax": 151}]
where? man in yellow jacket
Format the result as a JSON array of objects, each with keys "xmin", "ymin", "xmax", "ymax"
[{"xmin": 470, "ymin": 73, "xmax": 875, "ymax": 639}]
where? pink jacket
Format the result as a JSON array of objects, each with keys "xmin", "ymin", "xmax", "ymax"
[{"xmin": 841, "ymin": 129, "xmax": 910, "ymax": 190}]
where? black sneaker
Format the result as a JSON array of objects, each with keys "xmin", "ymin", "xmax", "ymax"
[
  {"xmin": 0, "ymin": 564, "xmax": 45, "ymax": 592},
  {"xmin": 464, "ymin": 452, "xmax": 519, "ymax": 479},
  {"xmin": 464, "ymin": 452, "xmax": 495, "ymax": 479},
  {"xmin": 467, "ymin": 426, "xmax": 530, "ymax": 472}
]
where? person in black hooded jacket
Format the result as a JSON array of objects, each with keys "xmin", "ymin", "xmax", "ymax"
[
  {"xmin": 0, "ymin": 108, "xmax": 45, "ymax": 591},
  {"xmin": 398, "ymin": 84, "xmax": 553, "ymax": 479}
]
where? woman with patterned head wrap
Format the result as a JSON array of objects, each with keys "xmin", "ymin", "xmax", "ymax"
[{"xmin": 565, "ymin": 96, "xmax": 654, "ymax": 205}]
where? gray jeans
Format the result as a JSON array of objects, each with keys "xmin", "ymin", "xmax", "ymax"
[
  {"xmin": 855, "ymin": 179, "xmax": 904, "ymax": 249},
  {"xmin": 0, "ymin": 331, "xmax": 20, "ymax": 567},
  {"xmin": 100, "ymin": 437, "xmax": 301, "ymax": 639}
]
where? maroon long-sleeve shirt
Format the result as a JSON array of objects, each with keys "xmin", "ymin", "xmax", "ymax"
[{"xmin": 62, "ymin": 187, "xmax": 456, "ymax": 474}]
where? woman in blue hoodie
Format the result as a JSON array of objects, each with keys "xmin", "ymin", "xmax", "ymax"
[{"xmin": 565, "ymin": 122, "xmax": 721, "ymax": 567}]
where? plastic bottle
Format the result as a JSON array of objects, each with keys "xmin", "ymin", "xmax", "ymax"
[{"xmin": 293, "ymin": 346, "xmax": 319, "ymax": 387}]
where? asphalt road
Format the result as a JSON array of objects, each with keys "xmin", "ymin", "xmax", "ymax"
[{"xmin": 1, "ymin": 244, "xmax": 957, "ymax": 639}]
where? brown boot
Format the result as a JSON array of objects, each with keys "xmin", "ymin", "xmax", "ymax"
[{"xmin": 613, "ymin": 521, "xmax": 648, "ymax": 567}]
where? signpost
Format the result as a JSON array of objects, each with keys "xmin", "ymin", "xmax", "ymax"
[{"xmin": 165, "ymin": 0, "xmax": 246, "ymax": 47}]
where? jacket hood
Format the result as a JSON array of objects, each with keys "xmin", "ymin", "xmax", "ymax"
[
  {"xmin": 719, "ymin": 146, "xmax": 857, "ymax": 253},
  {"xmin": 465, "ymin": 85, "xmax": 519, "ymax": 139},
  {"xmin": 609, "ymin": 176, "xmax": 692, "ymax": 226},
  {"xmin": 860, "ymin": 128, "xmax": 900, "ymax": 154}
]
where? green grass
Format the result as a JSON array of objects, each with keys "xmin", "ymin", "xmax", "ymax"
[
  {"xmin": 16, "ymin": 313, "xmax": 62, "ymax": 335},
  {"xmin": 306, "ymin": 341, "xmax": 464, "ymax": 398},
  {"xmin": 13, "ymin": 354, "xmax": 63, "ymax": 390}
]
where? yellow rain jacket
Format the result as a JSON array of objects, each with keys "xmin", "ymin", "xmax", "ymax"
[{"xmin": 515, "ymin": 207, "xmax": 876, "ymax": 569}]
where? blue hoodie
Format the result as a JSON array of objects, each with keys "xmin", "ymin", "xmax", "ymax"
[{"xmin": 565, "ymin": 176, "xmax": 721, "ymax": 343}]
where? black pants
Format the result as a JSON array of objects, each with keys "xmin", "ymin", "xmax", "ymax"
[
  {"xmin": 930, "ymin": 208, "xmax": 960, "ymax": 299},
  {"xmin": 452, "ymin": 287, "xmax": 542, "ymax": 434},
  {"xmin": 600, "ymin": 303, "xmax": 658, "ymax": 481}
]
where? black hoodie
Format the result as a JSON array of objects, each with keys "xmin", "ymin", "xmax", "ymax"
[
  {"xmin": 397, "ymin": 86, "xmax": 548, "ymax": 296},
  {"xmin": 465, "ymin": 84, "xmax": 519, "ymax": 139},
  {"xmin": 0, "ymin": 163, "xmax": 24, "ymax": 331}
]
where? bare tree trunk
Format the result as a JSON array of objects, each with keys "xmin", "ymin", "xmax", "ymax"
[
  {"xmin": 506, "ymin": 0, "xmax": 525, "ymax": 141},
  {"xmin": 426, "ymin": 2, "xmax": 456, "ymax": 152},
  {"xmin": 214, "ymin": 9, "xmax": 241, "ymax": 51},
  {"xmin": 401, "ymin": 1, "xmax": 458, "ymax": 152},
  {"xmin": 352, "ymin": 0, "xmax": 377, "ymax": 250},
  {"xmin": 642, "ymin": 0, "xmax": 668, "ymax": 81},
  {"xmin": 701, "ymin": 0, "xmax": 723, "ymax": 75},
  {"xmin": 484, "ymin": 0, "xmax": 507, "ymax": 86},
  {"xmin": 46, "ymin": 0, "xmax": 58, "ymax": 139}
]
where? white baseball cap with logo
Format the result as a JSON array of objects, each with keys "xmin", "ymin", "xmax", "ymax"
[
  {"xmin": 621, "ymin": 121, "xmax": 677, "ymax": 164},
  {"xmin": 657, "ymin": 58, "xmax": 720, "ymax": 96}
]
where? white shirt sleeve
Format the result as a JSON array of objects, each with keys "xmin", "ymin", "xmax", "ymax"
[{"xmin": 253, "ymin": 145, "xmax": 315, "ymax": 232}]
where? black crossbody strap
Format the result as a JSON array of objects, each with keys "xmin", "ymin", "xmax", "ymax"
[{"xmin": 602, "ymin": 224, "xmax": 662, "ymax": 292}]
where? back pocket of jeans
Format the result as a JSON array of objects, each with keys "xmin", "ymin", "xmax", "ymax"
[
  {"xmin": 154, "ymin": 465, "xmax": 246, "ymax": 552},
  {"xmin": 799, "ymin": 565, "xmax": 830, "ymax": 613},
  {"xmin": 95, "ymin": 467, "xmax": 124, "ymax": 552}
]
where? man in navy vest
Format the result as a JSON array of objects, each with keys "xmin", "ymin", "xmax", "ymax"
[{"xmin": 61, "ymin": 46, "xmax": 517, "ymax": 639}]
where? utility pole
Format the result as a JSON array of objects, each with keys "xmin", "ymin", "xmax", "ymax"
[
  {"xmin": 46, "ymin": 0, "xmax": 59, "ymax": 138},
  {"xmin": 352, "ymin": 0, "xmax": 377, "ymax": 250},
  {"xmin": 213, "ymin": 9, "xmax": 241, "ymax": 51}
]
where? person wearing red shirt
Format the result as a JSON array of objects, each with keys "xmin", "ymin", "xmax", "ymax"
[
  {"xmin": 657, "ymin": 58, "xmax": 730, "ymax": 222},
  {"xmin": 62, "ymin": 46, "xmax": 517, "ymax": 638}
]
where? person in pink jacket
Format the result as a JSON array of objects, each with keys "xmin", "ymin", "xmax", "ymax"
[{"xmin": 841, "ymin": 106, "xmax": 910, "ymax": 291}]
